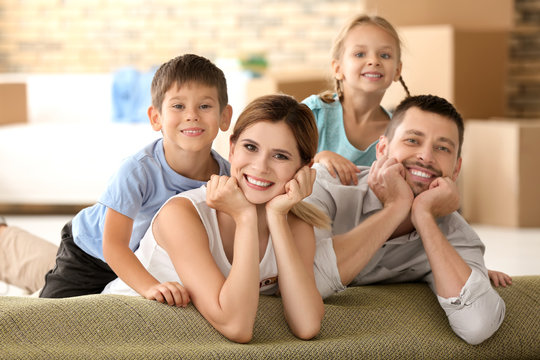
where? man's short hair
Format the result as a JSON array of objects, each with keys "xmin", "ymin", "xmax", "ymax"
[
  {"xmin": 385, "ymin": 95, "xmax": 464, "ymax": 157},
  {"xmin": 151, "ymin": 54, "xmax": 228, "ymax": 113}
]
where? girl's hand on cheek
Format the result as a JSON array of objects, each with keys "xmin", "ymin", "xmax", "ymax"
[
  {"xmin": 206, "ymin": 175, "xmax": 254, "ymax": 221},
  {"xmin": 266, "ymin": 166, "xmax": 315, "ymax": 215}
]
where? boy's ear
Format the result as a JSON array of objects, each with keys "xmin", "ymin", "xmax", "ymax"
[
  {"xmin": 375, "ymin": 135, "xmax": 387, "ymax": 159},
  {"xmin": 148, "ymin": 105, "xmax": 162, "ymax": 131},
  {"xmin": 393, "ymin": 61, "xmax": 403, "ymax": 82},
  {"xmin": 451, "ymin": 157, "xmax": 462, "ymax": 182},
  {"xmin": 220, "ymin": 105, "xmax": 233, "ymax": 132}
]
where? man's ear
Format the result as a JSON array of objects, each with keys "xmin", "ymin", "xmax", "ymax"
[
  {"xmin": 394, "ymin": 61, "xmax": 403, "ymax": 82},
  {"xmin": 148, "ymin": 105, "xmax": 162, "ymax": 131},
  {"xmin": 375, "ymin": 135, "xmax": 387, "ymax": 159},
  {"xmin": 220, "ymin": 104, "xmax": 233, "ymax": 132},
  {"xmin": 452, "ymin": 157, "xmax": 462, "ymax": 181}
]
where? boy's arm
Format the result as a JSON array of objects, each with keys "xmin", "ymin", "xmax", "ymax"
[{"xmin": 102, "ymin": 208, "xmax": 188, "ymax": 306}]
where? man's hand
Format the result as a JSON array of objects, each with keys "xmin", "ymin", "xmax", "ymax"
[
  {"xmin": 368, "ymin": 155, "xmax": 413, "ymax": 212},
  {"xmin": 315, "ymin": 150, "xmax": 360, "ymax": 185},
  {"xmin": 411, "ymin": 176, "xmax": 460, "ymax": 226}
]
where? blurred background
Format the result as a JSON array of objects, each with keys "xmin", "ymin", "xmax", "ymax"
[{"xmin": 1, "ymin": 0, "xmax": 539, "ymax": 296}]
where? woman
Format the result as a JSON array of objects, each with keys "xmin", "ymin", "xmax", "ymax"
[{"xmin": 103, "ymin": 94, "xmax": 329, "ymax": 343}]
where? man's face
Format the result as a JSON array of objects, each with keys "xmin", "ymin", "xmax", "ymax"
[{"xmin": 377, "ymin": 107, "xmax": 462, "ymax": 196}]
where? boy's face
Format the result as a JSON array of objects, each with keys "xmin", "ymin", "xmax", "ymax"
[
  {"xmin": 376, "ymin": 107, "xmax": 462, "ymax": 196},
  {"xmin": 149, "ymin": 81, "xmax": 231, "ymax": 154}
]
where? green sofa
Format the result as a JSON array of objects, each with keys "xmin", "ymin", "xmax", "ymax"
[{"xmin": 1, "ymin": 276, "xmax": 538, "ymax": 359}]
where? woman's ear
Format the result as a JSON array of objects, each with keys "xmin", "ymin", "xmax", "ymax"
[
  {"xmin": 148, "ymin": 105, "xmax": 162, "ymax": 131},
  {"xmin": 228, "ymin": 138, "xmax": 236, "ymax": 163}
]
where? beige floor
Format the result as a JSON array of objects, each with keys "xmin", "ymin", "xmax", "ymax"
[{"xmin": 2, "ymin": 215, "xmax": 539, "ymax": 295}]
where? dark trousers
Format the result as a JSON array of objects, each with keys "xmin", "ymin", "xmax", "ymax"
[{"xmin": 39, "ymin": 221, "xmax": 117, "ymax": 298}]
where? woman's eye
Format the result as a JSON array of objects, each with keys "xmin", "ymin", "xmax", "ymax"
[
  {"xmin": 405, "ymin": 138, "xmax": 418, "ymax": 145},
  {"xmin": 274, "ymin": 153, "xmax": 289, "ymax": 160},
  {"xmin": 244, "ymin": 144, "xmax": 257, "ymax": 152}
]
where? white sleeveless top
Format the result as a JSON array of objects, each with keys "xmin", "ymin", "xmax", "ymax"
[{"xmin": 102, "ymin": 186, "xmax": 279, "ymax": 296}]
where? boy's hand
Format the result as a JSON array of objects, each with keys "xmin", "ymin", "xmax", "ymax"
[
  {"xmin": 315, "ymin": 150, "xmax": 360, "ymax": 185},
  {"xmin": 206, "ymin": 175, "xmax": 254, "ymax": 221},
  {"xmin": 488, "ymin": 269, "xmax": 513, "ymax": 288},
  {"xmin": 266, "ymin": 166, "xmax": 315, "ymax": 216},
  {"xmin": 368, "ymin": 155, "xmax": 413, "ymax": 211},
  {"xmin": 144, "ymin": 282, "xmax": 190, "ymax": 307},
  {"xmin": 411, "ymin": 177, "xmax": 460, "ymax": 224}
]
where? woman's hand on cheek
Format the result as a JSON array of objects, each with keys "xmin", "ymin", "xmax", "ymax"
[
  {"xmin": 266, "ymin": 166, "xmax": 315, "ymax": 215},
  {"xmin": 206, "ymin": 175, "xmax": 254, "ymax": 221}
]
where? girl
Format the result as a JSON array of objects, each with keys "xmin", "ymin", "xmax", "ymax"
[
  {"xmin": 102, "ymin": 94, "xmax": 329, "ymax": 343},
  {"xmin": 303, "ymin": 14, "xmax": 410, "ymax": 186}
]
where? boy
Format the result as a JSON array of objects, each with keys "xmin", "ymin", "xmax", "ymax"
[{"xmin": 38, "ymin": 54, "xmax": 232, "ymax": 302}]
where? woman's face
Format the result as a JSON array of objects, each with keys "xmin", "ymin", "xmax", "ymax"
[{"xmin": 229, "ymin": 121, "xmax": 303, "ymax": 205}]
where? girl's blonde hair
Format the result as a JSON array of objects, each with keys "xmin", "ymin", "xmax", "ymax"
[
  {"xmin": 320, "ymin": 14, "xmax": 410, "ymax": 103},
  {"xmin": 230, "ymin": 94, "xmax": 331, "ymax": 229}
]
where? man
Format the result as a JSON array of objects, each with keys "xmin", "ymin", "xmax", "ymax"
[{"xmin": 308, "ymin": 95, "xmax": 505, "ymax": 345}]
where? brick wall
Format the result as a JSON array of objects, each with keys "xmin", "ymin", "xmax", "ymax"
[
  {"xmin": 507, "ymin": 0, "xmax": 540, "ymax": 118},
  {"xmin": 0, "ymin": 0, "xmax": 364, "ymax": 73}
]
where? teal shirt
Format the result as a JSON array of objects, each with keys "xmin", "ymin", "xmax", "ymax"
[{"xmin": 302, "ymin": 94, "xmax": 390, "ymax": 167}]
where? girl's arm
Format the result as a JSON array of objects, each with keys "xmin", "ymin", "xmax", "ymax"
[
  {"xmin": 266, "ymin": 167, "xmax": 325, "ymax": 340},
  {"xmin": 155, "ymin": 176, "xmax": 260, "ymax": 343}
]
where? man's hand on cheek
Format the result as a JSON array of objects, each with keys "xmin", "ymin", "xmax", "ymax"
[
  {"xmin": 412, "ymin": 177, "xmax": 460, "ymax": 221},
  {"xmin": 368, "ymin": 155, "xmax": 414, "ymax": 210}
]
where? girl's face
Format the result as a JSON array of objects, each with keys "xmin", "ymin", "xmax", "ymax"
[
  {"xmin": 229, "ymin": 121, "xmax": 302, "ymax": 205},
  {"xmin": 333, "ymin": 24, "xmax": 402, "ymax": 95}
]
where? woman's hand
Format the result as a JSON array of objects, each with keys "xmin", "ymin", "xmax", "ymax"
[
  {"xmin": 206, "ymin": 175, "xmax": 254, "ymax": 222},
  {"xmin": 266, "ymin": 166, "xmax": 316, "ymax": 216},
  {"xmin": 315, "ymin": 150, "xmax": 360, "ymax": 185}
]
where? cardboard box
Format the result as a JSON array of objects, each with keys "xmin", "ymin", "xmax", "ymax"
[
  {"xmin": 365, "ymin": 0, "xmax": 514, "ymax": 30},
  {"xmin": 246, "ymin": 71, "xmax": 332, "ymax": 103},
  {"xmin": 0, "ymin": 83, "xmax": 28, "ymax": 125},
  {"xmin": 460, "ymin": 119, "xmax": 540, "ymax": 227},
  {"xmin": 382, "ymin": 25, "xmax": 509, "ymax": 120}
]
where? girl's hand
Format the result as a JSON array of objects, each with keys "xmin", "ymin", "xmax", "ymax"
[
  {"xmin": 488, "ymin": 269, "xmax": 512, "ymax": 288},
  {"xmin": 266, "ymin": 166, "xmax": 316, "ymax": 215},
  {"xmin": 315, "ymin": 150, "xmax": 360, "ymax": 185},
  {"xmin": 206, "ymin": 175, "xmax": 254, "ymax": 221},
  {"xmin": 143, "ymin": 281, "xmax": 190, "ymax": 307}
]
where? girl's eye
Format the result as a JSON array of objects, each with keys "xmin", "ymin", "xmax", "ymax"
[
  {"xmin": 173, "ymin": 104, "xmax": 184, "ymax": 110},
  {"xmin": 354, "ymin": 52, "xmax": 365, "ymax": 58}
]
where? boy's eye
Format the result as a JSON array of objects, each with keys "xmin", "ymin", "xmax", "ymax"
[
  {"xmin": 200, "ymin": 104, "xmax": 212, "ymax": 110},
  {"xmin": 380, "ymin": 53, "xmax": 391, "ymax": 59}
]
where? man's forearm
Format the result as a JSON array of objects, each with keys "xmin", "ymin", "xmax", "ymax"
[
  {"xmin": 333, "ymin": 203, "xmax": 409, "ymax": 286},
  {"xmin": 414, "ymin": 212, "xmax": 471, "ymax": 298}
]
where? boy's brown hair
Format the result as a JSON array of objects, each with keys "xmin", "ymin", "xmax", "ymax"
[{"xmin": 151, "ymin": 54, "xmax": 228, "ymax": 113}]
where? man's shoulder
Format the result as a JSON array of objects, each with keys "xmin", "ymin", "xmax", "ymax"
[{"xmin": 313, "ymin": 163, "xmax": 369, "ymax": 183}]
